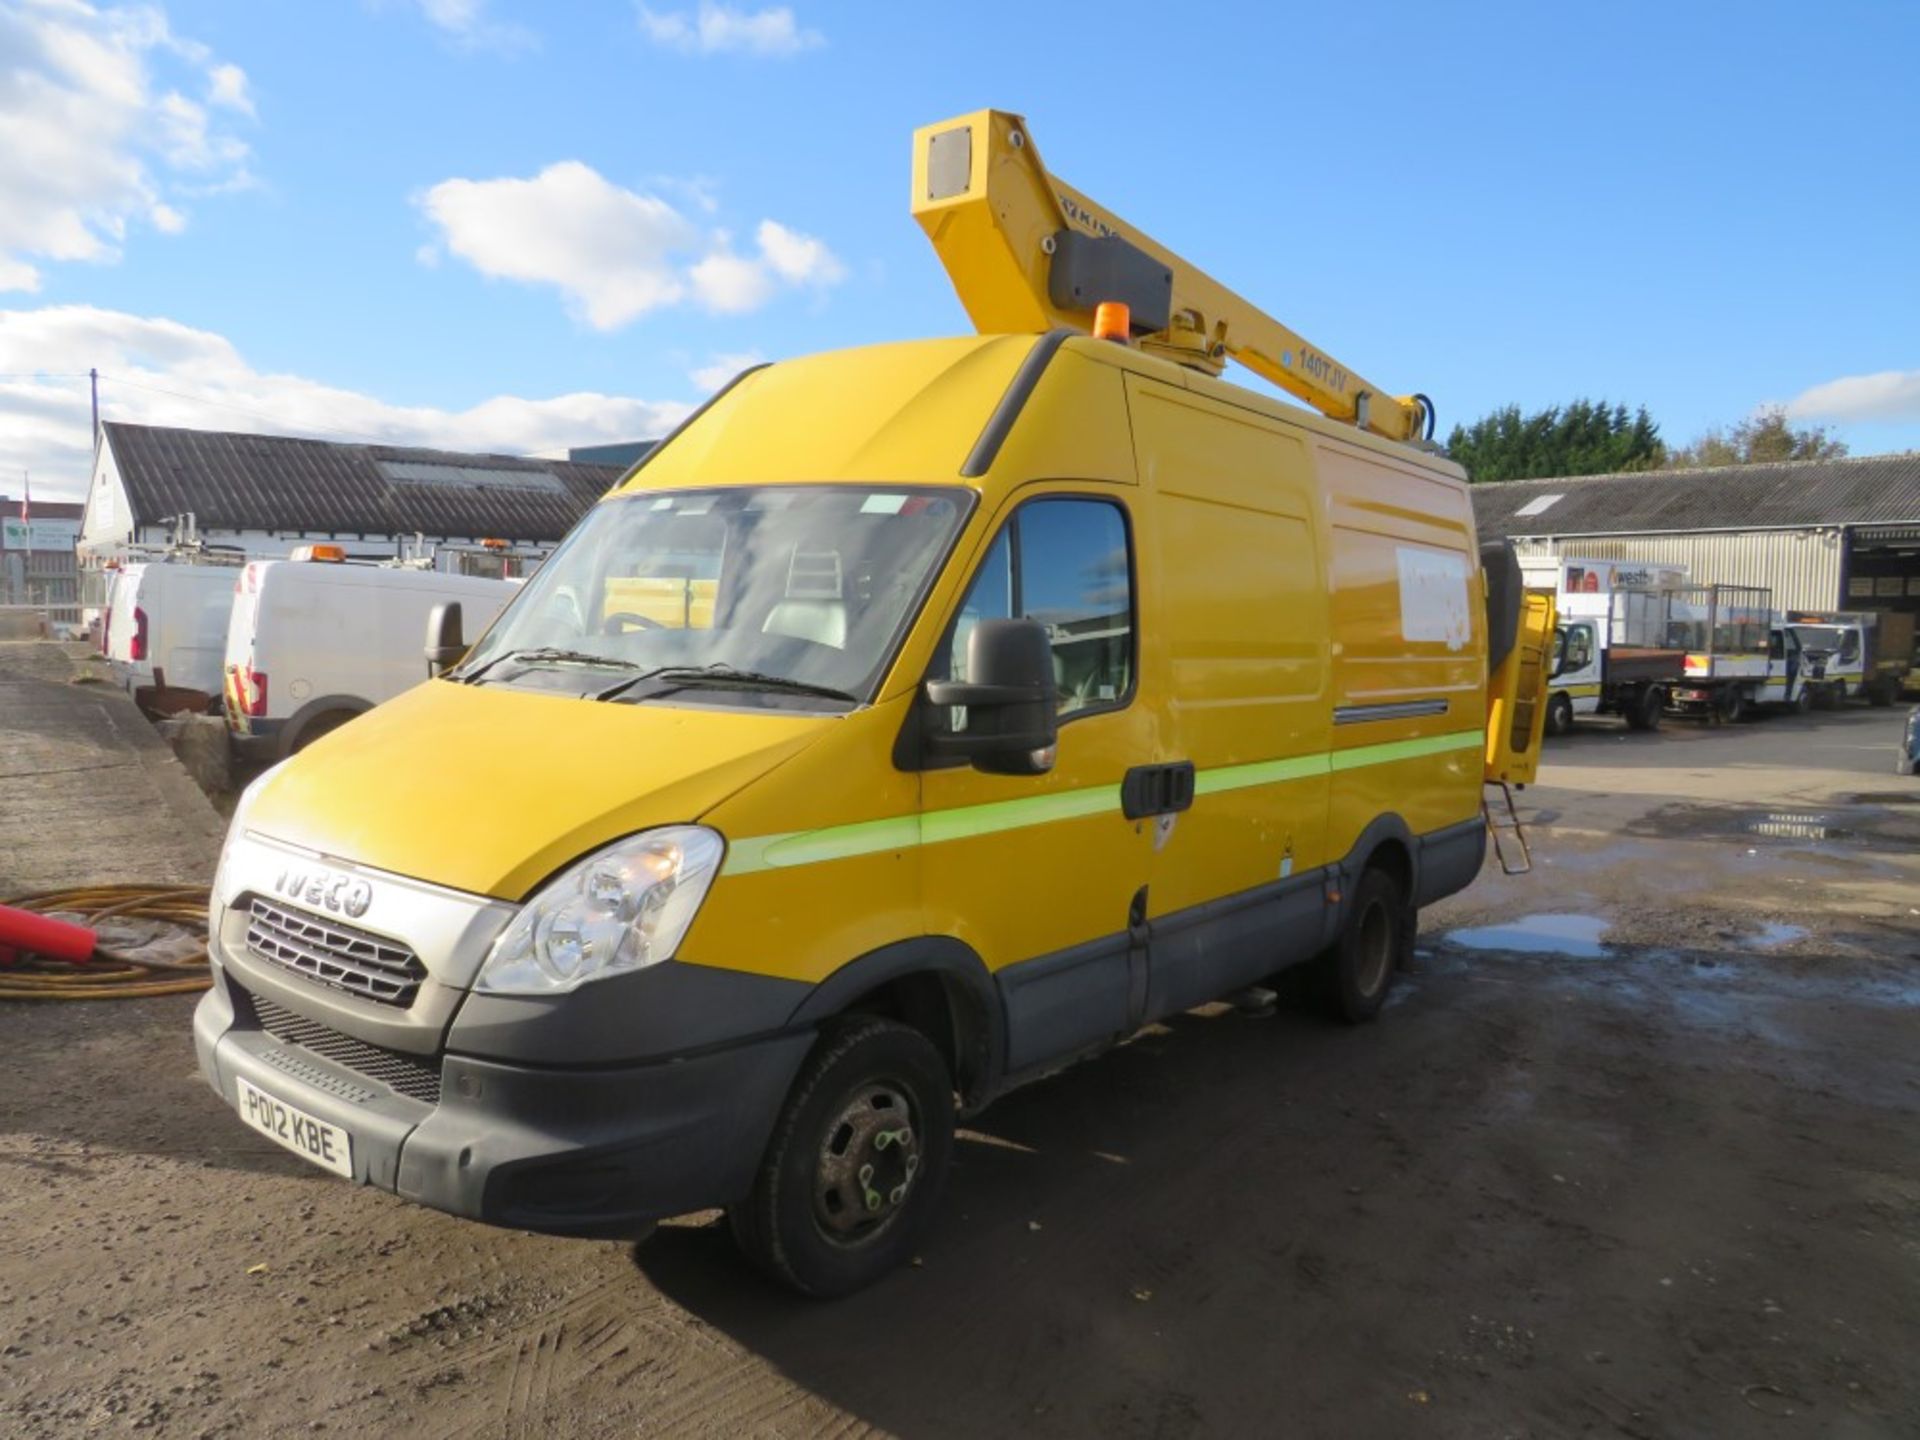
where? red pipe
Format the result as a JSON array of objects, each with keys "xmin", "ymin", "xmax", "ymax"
[{"xmin": 0, "ymin": 905, "xmax": 97, "ymax": 963}]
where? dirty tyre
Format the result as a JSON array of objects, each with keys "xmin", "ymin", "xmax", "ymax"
[
  {"xmin": 1544, "ymin": 693, "xmax": 1574, "ymax": 738},
  {"xmin": 1321, "ymin": 867, "xmax": 1411, "ymax": 1025},
  {"xmin": 1625, "ymin": 687, "xmax": 1663, "ymax": 732},
  {"xmin": 1794, "ymin": 685, "xmax": 1813, "ymax": 715},
  {"xmin": 1721, "ymin": 688, "xmax": 1747, "ymax": 724},
  {"xmin": 729, "ymin": 1017, "xmax": 954, "ymax": 1299},
  {"xmin": 290, "ymin": 709, "xmax": 357, "ymax": 753}
]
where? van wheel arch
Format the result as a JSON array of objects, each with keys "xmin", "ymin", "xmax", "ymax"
[
  {"xmin": 281, "ymin": 695, "xmax": 374, "ymax": 756},
  {"xmin": 788, "ymin": 938, "xmax": 1005, "ymax": 1112}
]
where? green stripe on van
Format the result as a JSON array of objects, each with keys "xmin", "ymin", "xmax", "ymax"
[{"xmin": 722, "ymin": 727, "xmax": 1483, "ymax": 876}]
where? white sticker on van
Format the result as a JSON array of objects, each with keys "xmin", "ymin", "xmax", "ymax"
[{"xmin": 1396, "ymin": 546, "xmax": 1472, "ymax": 652}]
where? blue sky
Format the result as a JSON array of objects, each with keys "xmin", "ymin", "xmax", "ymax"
[{"xmin": 4, "ymin": 0, "xmax": 1918, "ymax": 500}]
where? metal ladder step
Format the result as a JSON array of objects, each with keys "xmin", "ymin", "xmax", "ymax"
[{"xmin": 1483, "ymin": 780, "xmax": 1532, "ymax": 876}]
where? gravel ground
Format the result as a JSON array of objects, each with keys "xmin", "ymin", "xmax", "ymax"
[{"xmin": 1, "ymin": 646, "xmax": 1915, "ymax": 1438}]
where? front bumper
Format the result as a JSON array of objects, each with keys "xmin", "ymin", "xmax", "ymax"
[{"xmin": 194, "ymin": 969, "xmax": 813, "ymax": 1238}]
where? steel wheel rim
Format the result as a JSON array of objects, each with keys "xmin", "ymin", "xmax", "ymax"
[{"xmin": 812, "ymin": 1081, "xmax": 920, "ymax": 1246}]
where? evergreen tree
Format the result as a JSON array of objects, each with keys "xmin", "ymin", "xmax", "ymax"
[{"xmin": 1445, "ymin": 400, "xmax": 1666, "ymax": 482}]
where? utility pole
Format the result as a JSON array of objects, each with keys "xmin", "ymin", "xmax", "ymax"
[{"xmin": 90, "ymin": 367, "xmax": 100, "ymax": 453}]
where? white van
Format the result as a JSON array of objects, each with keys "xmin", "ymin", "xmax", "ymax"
[
  {"xmin": 102, "ymin": 560, "xmax": 244, "ymax": 700},
  {"xmin": 224, "ymin": 551, "xmax": 516, "ymax": 758}
]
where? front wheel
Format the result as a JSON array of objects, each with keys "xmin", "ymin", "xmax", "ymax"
[
  {"xmin": 1319, "ymin": 866, "xmax": 1412, "ymax": 1025},
  {"xmin": 1794, "ymin": 685, "xmax": 1814, "ymax": 715},
  {"xmin": 729, "ymin": 1017, "xmax": 954, "ymax": 1298},
  {"xmin": 1544, "ymin": 692, "xmax": 1574, "ymax": 738}
]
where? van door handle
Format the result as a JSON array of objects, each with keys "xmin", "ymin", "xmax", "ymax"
[{"xmin": 1121, "ymin": 761, "xmax": 1195, "ymax": 821}]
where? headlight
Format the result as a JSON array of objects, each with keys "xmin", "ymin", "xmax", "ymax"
[{"xmin": 476, "ymin": 826, "xmax": 724, "ymax": 995}]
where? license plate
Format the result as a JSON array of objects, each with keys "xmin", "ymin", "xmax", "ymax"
[{"xmin": 237, "ymin": 1075, "xmax": 353, "ymax": 1178}]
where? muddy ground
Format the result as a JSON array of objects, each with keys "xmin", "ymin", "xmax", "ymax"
[{"xmin": 2, "ymin": 676, "xmax": 1917, "ymax": 1438}]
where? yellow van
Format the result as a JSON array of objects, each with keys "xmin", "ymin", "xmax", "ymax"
[{"xmin": 194, "ymin": 114, "xmax": 1542, "ymax": 1297}]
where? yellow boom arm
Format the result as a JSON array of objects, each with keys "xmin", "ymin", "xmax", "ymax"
[{"xmin": 912, "ymin": 109, "xmax": 1434, "ymax": 445}]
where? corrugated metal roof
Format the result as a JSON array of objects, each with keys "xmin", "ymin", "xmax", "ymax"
[
  {"xmin": 1472, "ymin": 452, "xmax": 1920, "ymax": 540},
  {"xmin": 103, "ymin": 422, "xmax": 627, "ymax": 541}
]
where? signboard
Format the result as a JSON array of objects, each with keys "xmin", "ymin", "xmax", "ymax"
[
  {"xmin": 1, "ymin": 517, "xmax": 81, "ymax": 551},
  {"xmin": 1848, "ymin": 577, "xmax": 1875, "ymax": 598}
]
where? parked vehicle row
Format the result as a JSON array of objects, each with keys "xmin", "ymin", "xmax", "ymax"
[
  {"xmin": 1531, "ymin": 556, "xmax": 1916, "ymax": 736},
  {"xmin": 100, "ymin": 548, "xmax": 517, "ymax": 758}
]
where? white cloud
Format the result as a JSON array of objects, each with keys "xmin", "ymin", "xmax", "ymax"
[
  {"xmin": 755, "ymin": 218, "xmax": 844, "ymax": 286},
  {"xmin": 206, "ymin": 61, "xmax": 251, "ymax": 115},
  {"xmin": 1787, "ymin": 369, "xmax": 1920, "ymax": 424},
  {"xmin": 690, "ymin": 351, "xmax": 763, "ymax": 391},
  {"xmin": 688, "ymin": 238, "xmax": 772, "ymax": 314},
  {"xmin": 637, "ymin": 2, "xmax": 821, "ymax": 56},
  {"xmin": 407, "ymin": 0, "xmax": 535, "ymax": 52},
  {"xmin": 0, "ymin": 305, "xmax": 693, "ymax": 499},
  {"xmin": 417, "ymin": 161, "xmax": 843, "ymax": 329},
  {"xmin": 0, "ymin": 1, "xmax": 256, "ymax": 291},
  {"xmin": 0, "ymin": 0, "xmax": 255, "ymax": 293}
]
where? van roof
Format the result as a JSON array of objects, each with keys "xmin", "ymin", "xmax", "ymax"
[
  {"xmin": 617, "ymin": 334, "xmax": 1464, "ymax": 504},
  {"xmin": 251, "ymin": 560, "xmax": 512, "ymax": 591}
]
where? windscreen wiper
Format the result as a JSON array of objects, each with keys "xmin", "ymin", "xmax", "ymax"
[
  {"xmin": 458, "ymin": 647, "xmax": 643, "ymax": 685},
  {"xmin": 630, "ymin": 664, "xmax": 858, "ymax": 704}
]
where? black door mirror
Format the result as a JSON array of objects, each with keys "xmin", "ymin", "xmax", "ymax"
[
  {"xmin": 923, "ymin": 618, "xmax": 1058, "ymax": 775},
  {"xmin": 426, "ymin": 602, "xmax": 465, "ymax": 677}
]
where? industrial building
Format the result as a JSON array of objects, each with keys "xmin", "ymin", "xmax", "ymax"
[
  {"xmin": 1471, "ymin": 452, "xmax": 1920, "ymax": 619},
  {"xmin": 1, "ymin": 495, "xmax": 85, "ymax": 628},
  {"xmin": 75, "ymin": 422, "xmax": 633, "ymax": 599}
]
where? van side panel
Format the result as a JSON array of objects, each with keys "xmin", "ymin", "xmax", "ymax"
[
  {"xmin": 1128, "ymin": 381, "xmax": 1332, "ymax": 913},
  {"xmin": 1319, "ymin": 439, "xmax": 1485, "ymax": 862}
]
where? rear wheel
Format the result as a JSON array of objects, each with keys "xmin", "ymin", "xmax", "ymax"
[
  {"xmin": 1869, "ymin": 677, "xmax": 1897, "ymax": 708},
  {"xmin": 1319, "ymin": 866, "xmax": 1411, "ymax": 1025},
  {"xmin": 1544, "ymin": 693, "xmax": 1574, "ymax": 738},
  {"xmin": 1721, "ymin": 687, "xmax": 1748, "ymax": 724},
  {"xmin": 729, "ymin": 1017, "xmax": 954, "ymax": 1298},
  {"xmin": 1624, "ymin": 686, "xmax": 1663, "ymax": 732}
]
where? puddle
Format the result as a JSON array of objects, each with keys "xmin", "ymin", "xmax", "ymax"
[
  {"xmin": 1626, "ymin": 802, "xmax": 1920, "ymax": 853},
  {"xmin": 1748, "ymin": 922, "xmax": 1808, "ymax": 950},
  {"xmin": 1445, "ymin": 913, "xmax": 1611, "ymax": 959}
]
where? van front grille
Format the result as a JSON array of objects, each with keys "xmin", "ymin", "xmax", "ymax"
[
  {"xmin": 248, "ymin": 992, "xmax": 442, "ymax": 1105},
  {"xmin": 244, "ymin": 895, "xmax": 426, "ymax": 1007}
]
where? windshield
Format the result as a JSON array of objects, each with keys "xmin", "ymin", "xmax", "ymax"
[
  {"xmin": 1790, "ymin": 624, "xmax": 1853, "ymax": 659},
  {"xmin": 457, "ymin": 485, "xmax": 971, "ymax": 704}
]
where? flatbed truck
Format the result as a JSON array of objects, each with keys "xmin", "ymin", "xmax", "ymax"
[{"xmin": 1523, "ymin": 556, "xmax": 1686, "ymax": 735}]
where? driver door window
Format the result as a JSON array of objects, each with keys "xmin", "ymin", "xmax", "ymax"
[{"xmin": 944, "ymin": 497, "xmax": 1134, "ymax": 720}]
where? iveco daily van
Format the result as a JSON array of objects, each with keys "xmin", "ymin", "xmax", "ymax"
[{"xmin": 194, "ymin": 111, "xmax": 1547, "ymax": 1297}]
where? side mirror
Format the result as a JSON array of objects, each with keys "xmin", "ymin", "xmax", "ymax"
[
  {"xmin": 923, "ymin": 618, "xmax": 1059, "ymax": 776},
  {"xmin": 426, "ymin": 602, "xmax": 465, "ymax": 677}
]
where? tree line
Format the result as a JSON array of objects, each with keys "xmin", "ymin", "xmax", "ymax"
[{"xmin": 1444, "ymin": 401, "xmax": 1848, "ymax": 483}]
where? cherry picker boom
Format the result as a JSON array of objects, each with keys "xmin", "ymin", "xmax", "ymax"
[{"xmin": 912, "ymin": 109, "xmax": 1437, "ymax": 446}]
